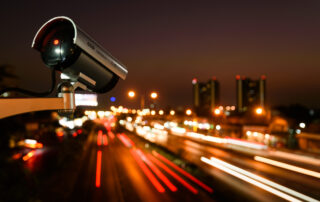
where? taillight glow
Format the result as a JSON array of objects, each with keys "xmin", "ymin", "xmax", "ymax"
[
  {"xmin": 152, "ymin": 151, "xmax": 213, "ymax": 193},
  {"xmin": 97, "ymin": 130, "xmax": 102, "ymax": 146},
  {"xmin": 12, "ymin": 153, "xmax": 22, "ymax": 160},
  {"xmin": 136, "ymin": 149, "xmax": 177, "ymax": 192},
  {"xmin": 121, "ymin": 133, "xmax": 135, "ymax": 146},
  {"xmin": 96, "ymin": 150, "xmax": 102, "ymax": 188},
  {"xmin": 108, "ymin": 131, "xmax": 115, "ymax": 140},
  {"xmin": 22, "ymin": 150, "xmax": 36, "ymax": 161},
  {"xmin": 103, "ymin": 134, "xmax": 108, "ymax": 146},
  {"xmin": 117, "ymin": 134, "xmax": 132, "ymax": 148},
  {"xmin": 53, "ymin": 39, "xmax": 60, "ymax": 45},
  {"xmin": 149, "ymin": 153, "xmax": 198, "ymax": 194},
  {"xmin": 130, "ymin": 149, "xmax": 165, "ymax": 193}
]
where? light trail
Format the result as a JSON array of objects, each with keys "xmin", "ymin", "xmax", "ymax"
[
  {"xmin": 12, "ymin": 152, "xmax": 22, "ymax": 160},
  {"xmin": 95, "ymin": 150, "xmax": 102, "ymax": 188},
  {"xmin": 201, "ymin": 157, "xmax": 302, "ymax": 202},
  {"xmin": 268, "ymin": 151, "xmax": 320, "ymax": 166},
  {"xmin": 149, "ymin": 154, "xmax": 198, "ymax": 194},
  {"xmin": 255, "ymin": 156, "xmax": 320, "ymax": 179},
  {"xmin": 22, "ymin": 150, "xmax": 36, "ymax": 161},
  {"xmin": 171, "ymin": 127, "xmax": 186, "ymax": 136},
  {"xmin": 136, "ymin": 149, "xmax": 177, "ymax": 192},
  {"xmin": 97, "ymin": 130, "xmax": 102, "ymax": 146},
  {"xmin": 121, "ymin": 133, "xmax": 135, "ymax": 147},
  {"xmin": 108, "ymin": 131, "xmax": 115, "ymax": 140},
  {"xmin": 226, "ymin": 138, "xmax": 267, "ymax": 150},
  {"xmin": 102, "ymin": 134, "xmax": 108, "ymax": 146},
  {"xmin": 185, "ymin": 132, "xmax": 266, "ymax": 150},
  {"xmin": 152, "ymin": 151, "xmax": 213, "ymax": 193},
  {"xmin": 211, "ymin": 156, "xmax": 318, "ymax": 202},
  {"xmin": 117, "ymin": 134, "xmax": 132, "ymax": 148},
  {"xmin": 130, "ymin": 149, "xmax": 165, "ymax": 193}
]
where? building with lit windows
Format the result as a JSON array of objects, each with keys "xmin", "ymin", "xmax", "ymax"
[
  {"xmin": 192, "ymin": 78, "xmax": 220, "ymax": 117},
  {"xmin": 236, "ymin": 75, "xmax": 266, "ymax": 112}
]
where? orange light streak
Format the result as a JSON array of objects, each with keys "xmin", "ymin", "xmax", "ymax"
[
  {"xmin": 97, "ymin": 130, "xmax": 103, "ymax": 146},
  {"xmin": 136, "ymin": 149, "xmax": 177, "ymax": 192},
  {"xmin": 12, "ymin": 153, "xmax": 22, "ymax": 160},
  {"xmin": 22, "ymin": 150, "xmax": 36, "ymax": 161},
  {"xmin": 149, "ymin": 153, "xmax": 198, "ymax": 194},
  {"xmin": 103, "ymin": 134, "xmax": 108, "ymax": 146},
  {"xmin": 108, "ymin": 131, "xmax": 115, "ymax": 140},
  {"xmin": 121, "ymin": 133, "xmax": 135, "ymax": 147},
  {"xmin": 117, "ymin": 134, "xmax": 132, "ymax": 148},
  {"xmin": 130, "ymin": 149, "xmax": 165, "ymax": 193}
]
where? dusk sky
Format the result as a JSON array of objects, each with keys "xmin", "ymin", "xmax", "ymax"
[{"xmin": 0, "ymin": 0, "xmax": 320, "ymax": 108}]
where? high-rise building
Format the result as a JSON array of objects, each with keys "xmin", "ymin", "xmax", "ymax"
[
  {"xmin": 236, "ymin": 75, "xmax": 266, "ymax": 112},
  {"xmin": 192, "ymin": 77, "xmax": 220, "ymax": 116}
]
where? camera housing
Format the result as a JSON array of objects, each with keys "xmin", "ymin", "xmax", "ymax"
[{"xmin": 32, "ymin": 16, "xmax": 127, "ymax": 93}]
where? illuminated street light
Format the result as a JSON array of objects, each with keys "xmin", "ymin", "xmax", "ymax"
[
  {"xmin": 128, "ymin": 90, "xmax": 135, "ymax": 98},
  {"xmin": 299, "ymin": 122, "xmax": 306, "ymax": 129},
  {"xmin": 170, "ymin": 110, "xmax": 175, "ymax": 116},
  {"xmin": 216, "ymin": 125, "xmax": 221, "ymax": 130},
  {"xmin": 186, "ymin": 109, "xmax": 192, "ymax": 116},
  {"xmin": 151, "ymin": 110, "xmax": 156, "ymax": 115},
  {"xmin": 214, "ymin": 108, "xmax": 221, "ymax": 115},
  {"xmin": 150, "ymin": 92, "xmax": 158, "ymax": 99},
  {"xmin": 255, "ymin": 107, "xmax": 263, "ymax": 115},
  {"xmin": 159, "ymin": 110, "xmax": 164, "ymax": 115}
]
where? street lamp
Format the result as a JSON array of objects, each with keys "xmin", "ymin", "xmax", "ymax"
[
  {"xmin": 150, "ymin": 92, "xmax": 158, "ymax": 99},
  {"xmin": 186, "ymin": 109, "xmax": 192, "ymax": 116},
  {"xmin": 214, "ymin": 108, "xmax": 221, "ymax": 115},
  {"xmin": 128, "ymin": 90, "xmax": 135, "ymax": 98},
  {"xmin": 299, "ymin": 122, "xmax": 306, "ymax": 129},
  {"xmin": 170, "ymin": 110, "xmax": 175, "ymax": 116},
  {"xmin": 255, "ymin": 107, "xmax": 263, "ymax": 115},
  {"xmin": 127, "ymin": 90, "xmax": 159, "ymax": 109}
]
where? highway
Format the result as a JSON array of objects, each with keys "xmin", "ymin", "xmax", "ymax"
[
  {"xmin": 119, "ymin": 118, "xmax": 320, "ymax": 202},
  {"xmin": 9, "ymin": 118, "xmax": 320, "ymax": 202},
  {"xmin": 69, "ymin": 128, "xmax": 217, "ymax": 202}
]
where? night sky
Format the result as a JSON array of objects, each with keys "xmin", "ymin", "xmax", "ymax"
[{"xmin": 0, "ymin": 0, "xmax": 320, "ymax": 109}]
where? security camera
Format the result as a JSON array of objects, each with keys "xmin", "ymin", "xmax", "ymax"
[{"xmin": 32, "ymin": 16, "xmax": 127, "ymax": 93}]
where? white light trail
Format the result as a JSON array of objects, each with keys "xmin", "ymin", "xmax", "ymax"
[
  {"xmin": 207, "ymin": 156, "xmax": 318, "ymax": 202},
  {"xmin": 201, "ymin": 157, "xmax": 302, "ymax": 202},
  {"xmin": 255, "ymin": 156, "xmax": 320, "ymax": 179}
]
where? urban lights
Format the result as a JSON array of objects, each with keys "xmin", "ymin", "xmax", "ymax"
[
  {"xmin": 170, "ymin": 110, "xmax": 175, "ymax": 116},
  {"xmin": 126, "ymin": 90, "xmax": 159, "ymax": 109},
  {"xmin": 186, "ymin": 109, "xmax": 192, "ymax": 116},
  {"xmin": 255, "ymin": 107, "xmax": 264, "ymax": 115},
  {"xmin": 214, "ymin": 108, "xmax": 221, "ymax": 115},
  {"xmin": 128, "ymin": 90, "xmax": 135, "ymax": 98},
  {"xmin": 150, "ymin": 92, "xmax": 158, "ymax": 99},
  {"xmin": 299, "ymin": 122, "xmax": 306, "ymax": 129}
]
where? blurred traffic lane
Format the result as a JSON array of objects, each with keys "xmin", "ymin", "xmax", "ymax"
[
  {"xmin": 69, "ymin": 126, "xmax": 216, "ymax": 202},
  {"xmin": 124, "ymin": 127, "xmax": 320, "ymax": 201}
]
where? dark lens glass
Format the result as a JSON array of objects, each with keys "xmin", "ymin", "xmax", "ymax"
[{"xmin": 41, "ymin": 23, "xmax": 80, "ymax": 70}]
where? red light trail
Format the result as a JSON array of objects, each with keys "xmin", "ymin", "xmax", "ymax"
[
  {"xmin": 95, "ymin": 150, "xmax": 102, "ymax": 188},
  {"xmin": 152, "ymin": 151, "xmax": 213, "ymax": 193}
]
